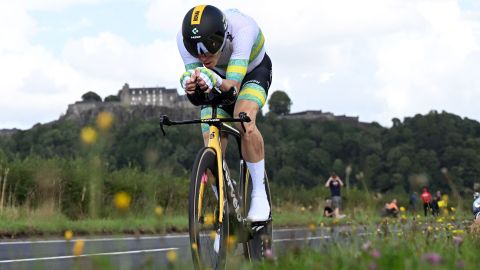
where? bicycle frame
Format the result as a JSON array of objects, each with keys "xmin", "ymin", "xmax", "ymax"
[{"xmin": 160, "ymin": 106, "xmax": 249, "ymax": 224}]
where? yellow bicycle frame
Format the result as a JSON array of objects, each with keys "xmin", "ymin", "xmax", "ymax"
[{"xmin": 197, "ymin": 124, "xmax": 225, "ymax": 223}]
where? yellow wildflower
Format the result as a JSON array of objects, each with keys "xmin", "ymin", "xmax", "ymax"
[
  {"xmin": 114, "ymin": 191, "xmax": 131, "ymax": 210},
  {"xmin": 166, "ymin": 250, "xmax": 177, "ymax": 263},
  {"xmin": 155, "ymin": 206, "xmax": 164, "ymax": 216},
  {"xmin": 96, "ymin": 111, "xmax": 114, "ymax": 130},
  {"xmin": 64, "ymin": 230, "xmax": 73, "ymax": 241},
  {"xmin": 80, "ymin": 127, "xmax": 97, "ymax": 145},
  {"xmin": 72, "ymin": 240, "xmax": 85, "ymax": 256}
]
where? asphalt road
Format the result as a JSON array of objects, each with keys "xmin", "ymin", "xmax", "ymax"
[{"xmin": 0, "ymin": 226, "xmax": 366, "ymax": 270}]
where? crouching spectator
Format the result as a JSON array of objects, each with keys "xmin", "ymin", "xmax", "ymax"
[
  {"xmin": 324, "ymin": 199, "xmax": 345, "ymax": 218},
  {"xmin": 382, "ymin": 199, "xmax": 399, "ymax": 218}
]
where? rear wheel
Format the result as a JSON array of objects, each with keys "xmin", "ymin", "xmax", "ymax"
[
  {"xmin": 189, "ymin": 147, "xmax": 229, "ymax": 270},
  {"xmin": 242, "ymin": 169, "xmax": 273, "ymax": 261}
]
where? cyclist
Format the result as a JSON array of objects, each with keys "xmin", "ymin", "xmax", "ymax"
[
  {"xmin": 473, "ymin": 192, "xmax": 480, "ymax": 220},
  {"xmin": 177, "ymin": 5, "xmax": 272, "ymax": 222}
]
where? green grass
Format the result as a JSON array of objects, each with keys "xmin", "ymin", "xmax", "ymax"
[
  {"xmin": 0, "ymin": 204, "xmax": 472, "ymax": 239},
  {"xmin": 1, "ymin": 204, "xmax": 478, "ymax": 270}
]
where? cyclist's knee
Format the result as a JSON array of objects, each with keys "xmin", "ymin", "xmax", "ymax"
[{"xmin": 234, "ymin": 101, "xmax": 259, "ymax": 133}]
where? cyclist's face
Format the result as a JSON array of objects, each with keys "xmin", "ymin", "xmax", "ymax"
[{"xmin": 198, "ymin": 52, "xmax": 220, "ymax": 69}]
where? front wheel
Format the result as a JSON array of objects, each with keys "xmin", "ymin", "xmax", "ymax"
[{"xmin": 189, "ymin": 147, "xmax": 229, "ymax": 270}]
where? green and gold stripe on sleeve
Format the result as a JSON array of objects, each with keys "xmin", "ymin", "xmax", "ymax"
[
  {"xmin": 226, "ymin": 59, "xmax": 248, "ymax": 82},
  {"xmin": 249, "ymin": 30, "xmax": 265, "ymax": 62}
]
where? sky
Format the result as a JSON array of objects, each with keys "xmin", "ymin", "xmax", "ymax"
[{"xmin": 1, "ymin": 0, "xmax": 480, "ymax": 129}]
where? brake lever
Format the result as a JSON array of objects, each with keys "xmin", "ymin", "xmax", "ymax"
[{"xmin": 238, "ymin": 112, "xmax": 251, "ymax": 133}]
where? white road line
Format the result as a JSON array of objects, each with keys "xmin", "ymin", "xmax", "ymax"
[
  {"xmin": 0, "ymin": 248, "xmax": 178, "ymax": 264},
  {"xmin": 0, "ymin": 235, "xmax": 189, "ymax": 245},
  {"xmin": 273, "ymin": 235, "xmax": 331, "ymax": 242}
]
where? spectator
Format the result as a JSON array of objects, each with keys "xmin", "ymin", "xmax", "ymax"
[
  {"xmin": 420, "ymin": 187, "xmax": 433, "ymax": 216},
  {"xmin": 409, "ymin": 191, "xmax": 418, "ymax": 213},
  {"xmin": 323, "ymin": 199, "xmax": 335, "ymax": 218},
  {"xmin": 383, "ymin": 199, "xmax": 399, "ymax": 217},
  {"xmin": 431, "ymin": 190, "xmax": 441, "ymax": 216},
  {"xmin": 323, "ymin": 199, "xmax": 345, "ymax": 218},
  {"xmin": 325, "ymin": 172, "xmax": 344, "ymax": 212}
]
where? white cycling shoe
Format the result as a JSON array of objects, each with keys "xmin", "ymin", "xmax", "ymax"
[
  {"xmin": 247, "ymin": 196, "xmax": 271, "ymax": 222},
  {"xmin": 213, "ymin": 232, "xmax": 220, "ymax": 253}
]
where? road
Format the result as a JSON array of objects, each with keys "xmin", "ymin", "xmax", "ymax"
[{"xmin": 0, "ymin": 226, "xmax": 366, "ymax": 270}]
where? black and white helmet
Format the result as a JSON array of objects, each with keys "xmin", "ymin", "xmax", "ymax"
[{"xmin": 182, "ymin": 5, "xmax": 228, "ymax": 57}]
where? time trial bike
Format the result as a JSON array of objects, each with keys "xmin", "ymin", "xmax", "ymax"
[{"xmin": 159, "ymin": 86, "xmax": 272, "ymax": 270}]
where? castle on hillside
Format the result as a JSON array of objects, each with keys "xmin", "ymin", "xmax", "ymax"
[{"xmin": 118, "ymin": 83, "xmax": 193, "ymax": 108}]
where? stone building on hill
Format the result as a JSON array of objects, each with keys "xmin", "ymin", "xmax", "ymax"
[
  {"xmin": 118, "ymin": 83, "xmax": 193, "ymax": 109},
  {"xmin": 280, "ymin": 110, "xmax": 370, "ymax": 128}
]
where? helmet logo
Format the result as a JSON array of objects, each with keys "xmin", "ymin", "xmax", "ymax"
[{"xmin": 192, "ymin": 28, "xmax": 199, "ymax": 34}]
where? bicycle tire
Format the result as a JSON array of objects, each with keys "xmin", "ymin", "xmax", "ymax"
[
  {"xmin": 189, "ymin": 147, "xmax": 229, "ymax": 270},
  {"xmin": 242, "ymin": 169, "xmax": 273, "ymax": 261}
]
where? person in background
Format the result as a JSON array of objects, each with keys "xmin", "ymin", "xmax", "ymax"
[
  {"xmin": 431, "ymin": 190, "xmax": 441, "ymax": 216},
  {"xmin": 383, "ymin": 198, "xmax": 399, "ymax": 217},
  {"xmin": 472, "ymin": 192, "xmax": 480, "ymax": 220},
  {"xmin": 409, "ymin": 191, "xmax": 418, "ymax": 213},
  {"xmin": 325, "ymin": 172, "xmax": 344, "ymax": 212},
  {"xmin": 323, "ymin": 199, "xmax": 345, "ymax": 218},
  {"xmin": 420, "ymin": 187, "xmax": 432, "ymax": 216},
  {"xmin": 323, "ymin": 199, "xmax": 335, "ymax": 218}
]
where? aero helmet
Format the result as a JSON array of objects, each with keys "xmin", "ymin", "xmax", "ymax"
[
  {"xmin": 474, "ymin": 192, "xmax": 480, "ymax": 200},
  {"xmin": 182, "ymin": 5, "xmax": 227, "ymax": 57}
]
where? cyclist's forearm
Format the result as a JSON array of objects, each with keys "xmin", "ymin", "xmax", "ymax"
[{"xmin": 220, "ymin": 79, "xmax": 241, "ymax": 92}]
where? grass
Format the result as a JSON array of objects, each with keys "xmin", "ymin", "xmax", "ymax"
[
  {"xmin": 1, "ymin": 203, "xmax": 478, "ymax": 270},
  {"xmin": 0, "ymin": 203, "xmax": 472, "ymax": 238}
]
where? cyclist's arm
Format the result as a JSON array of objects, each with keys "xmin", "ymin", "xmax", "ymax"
[
  {"xmin": 222, "ymin": 24, "xmax": 259, "ymax": 91},
  {"xmin": 337, "ymin": 178, "xmax": 344, "ymax": 186},
  {"xmin": 177, "ymin": 31, "xmax": 203, "ymax": 94}
]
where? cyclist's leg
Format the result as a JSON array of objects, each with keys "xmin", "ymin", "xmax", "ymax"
[{"xmin": 234, "ymin": 54, "xmax": 272, "ymax": 222}]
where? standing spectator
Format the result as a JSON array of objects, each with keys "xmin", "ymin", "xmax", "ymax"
[
  {"xmin": 431, "ymin": 190, "xmax": 441, "ymax": 216},
  {"xmin": 420, "ymin": 187, "xmax": 432, "ymax": 216},
  {"xmin": 409, "ymin": 192, "xmax": 418, "ymax": 213},
  {"xmin": 325, "ymin": 172, "xmax": 344, "ymax": 212}
]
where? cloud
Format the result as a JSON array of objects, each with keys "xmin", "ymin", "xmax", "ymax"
[
  {"xmin": 62, "ymin": 32, "xmax": 183, "ymax": 88},
  {"xmin": 1, "ymin": 0, "xmax": 480, "ymax": 129}
]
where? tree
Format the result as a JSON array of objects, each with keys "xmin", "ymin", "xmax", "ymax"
[
  {"xmin": 268, "ymin": 90, "xmax": 292, "ymax": 115},
  {"xmin": 104, "ymin": 95, "xmax": 120, "ymax": 102},
  {"xmin": 81, "ymin": 91, "xmax": 102, "ymax": 103}
]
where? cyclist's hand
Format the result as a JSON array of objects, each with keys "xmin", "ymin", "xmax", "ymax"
[
  {"xmin": 180, "ymin": 70, "xmax": 198, "ymax": 95},
  {"xmin": 195, "ymin": 69, "xmax": 210, "ymax": 92},
  {"xmin": 195, "ymin": 67, "xmax": 219, "ymax": 93},
  {"xmin": 180, "ymin": 67, "xmax": 221, "ymax": 94}
]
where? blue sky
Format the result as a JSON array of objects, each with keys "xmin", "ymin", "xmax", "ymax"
[{"xmin": 1, "ymin": 0, "xmax": 480, "ymax": 129}]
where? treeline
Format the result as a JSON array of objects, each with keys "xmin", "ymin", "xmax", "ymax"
[{"xmin": 1, "ymin": 109, "xmax": 480, "ymax": 215}]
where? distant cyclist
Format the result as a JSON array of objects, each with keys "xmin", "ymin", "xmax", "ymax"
[
  {"xmin": 473, "ymin": 192, "xmax": 480, "ymax": 220},
  {"xmin": 177, "ymin": 5, "xmax": 272, "ymax": 222}
]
